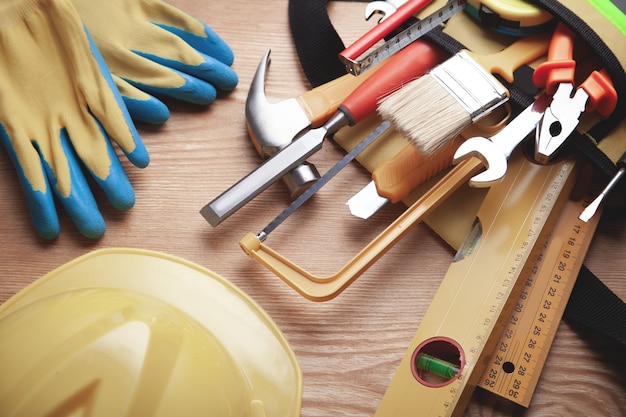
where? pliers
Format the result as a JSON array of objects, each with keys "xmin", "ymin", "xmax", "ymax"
[{"xmin": 533, "ymin": 22, "xmax": 618, "ymax": 163}]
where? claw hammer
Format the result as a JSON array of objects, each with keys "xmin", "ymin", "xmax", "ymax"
[{"xmin": 245, "ymin": 49, "xmax": 379, "ymax": 198}]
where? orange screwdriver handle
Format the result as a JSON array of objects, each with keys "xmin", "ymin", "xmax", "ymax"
[
  {"xmin": 580, "ymin": 69, "xmax": 618, "ymax": 116},
  {"xmin": 532, "ymin": 22, "xmax": 576, "ymax": 95},
  {"xmin": 372, "ymin": 136, "xmax": 463, "ymax": 203},
  {"xmin": 339, "ymin": 40, "xmax": 447, "ymax": 125}
]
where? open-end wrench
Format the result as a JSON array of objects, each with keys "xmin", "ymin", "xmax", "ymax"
[
  {"xmin": 246, "ymin": 49, "xmax": 379, "ymax": 198},
  {"xmin": 453, "ymin": 94, "xmax": 551, "ymax": 187}
]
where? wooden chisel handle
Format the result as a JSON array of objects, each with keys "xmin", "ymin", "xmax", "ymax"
[
  {"xmin": 372, "ymin": 135, "xmax": 463, "ymax": 203},
  {"xmin": 297, "ymin": 71, "xmax": 377, "ymax": 128}
]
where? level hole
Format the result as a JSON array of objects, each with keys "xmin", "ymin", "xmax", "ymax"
[
  {"xmin": 503, "ymin": 361, "xmax": 515, "ymax": 374},
  {"xmin": 411, "ymin": 337, "xmax": 464, "ymax": 388}
]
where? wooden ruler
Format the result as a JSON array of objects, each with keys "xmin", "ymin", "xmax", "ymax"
[
  {"xmin": 479, "ymin": 180, "xmax": 602, "ymax": 406},
  {"xmin": 374, "ymin": 152, "xmax": 578, "ymax": 417}
]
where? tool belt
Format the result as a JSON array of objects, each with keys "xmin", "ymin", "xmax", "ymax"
[{"xmin": 287, "ymin": 0, "xmax": 626, "ymax": 345}]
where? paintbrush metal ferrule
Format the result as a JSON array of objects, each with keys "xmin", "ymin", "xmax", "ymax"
[{"xmin": 429, "ymin": 51, "xmax": 508, "ymax": 122}]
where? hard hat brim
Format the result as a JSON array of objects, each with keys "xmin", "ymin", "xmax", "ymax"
[{"xmin": 0, "ymin": 247, "xmax": 303, "ymax": 417}]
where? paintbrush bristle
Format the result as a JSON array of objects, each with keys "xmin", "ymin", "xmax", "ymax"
[{"xmin": 378, "ymin": 75, "xmax": 471, "ymax": 157}]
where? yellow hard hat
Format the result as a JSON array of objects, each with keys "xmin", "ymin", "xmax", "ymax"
[{"xmin": 0, "ymin": 248, "xmax": 302, "ymax": 417}]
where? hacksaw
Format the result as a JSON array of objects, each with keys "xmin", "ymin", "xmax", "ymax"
[
  {"xmin": 479, "ymin": 178, "xmax": 603, "ymax": 406},
  {"xmin": 373, "ymin": 151, "xmax": 577, "ymax": 417}
]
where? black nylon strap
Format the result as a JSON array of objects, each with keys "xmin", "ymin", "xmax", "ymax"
[
  {"xmin": 288, "ymin": 0, "xmax": 348, "ymax": 87},
  {"xmin": 288, "ymin": 0, "xmax": 626, "ymax": 346},
  {"xmin": 564, "ymin": 265, "xmax": 626, "ymax": 346}
]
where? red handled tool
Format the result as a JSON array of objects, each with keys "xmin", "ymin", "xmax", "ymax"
[
  {"xmin": 340, "ymin": 0, "xmax": 433, "ymax": 66},
  {"xmin": 201, "ymin": 40, "xmax": 447, "ymax": 226},
  {"xmin": 338, "ymin": 0, "xmax": 465, "ymax": 75},
  {"xmin": 533, "ymin": 22, "xmax": 617, "ymax": 163}
]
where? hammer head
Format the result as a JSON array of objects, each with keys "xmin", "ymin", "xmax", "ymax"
[
  {"xmin": 453, "ymin": 136, "xmax": 507, "ymax": 188},
  {"xmin": 245, "ymin": 49, "xmax": 320, "ymax": 198}
]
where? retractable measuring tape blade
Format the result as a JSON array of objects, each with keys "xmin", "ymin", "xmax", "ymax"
[
  {"xmin": 340, "ymin": 0, "xmax": 467, "ymax": 75},
  {"xmin": 479, "ymin": 180, "xmax": 603, "ymax": 406},
  {"xmin": 340, "ymin": 0, "xmax": 554, "ymax": 75},
  {"xmin": 374, "ymin": 152, "xmax": 578, "ymax": 417}
]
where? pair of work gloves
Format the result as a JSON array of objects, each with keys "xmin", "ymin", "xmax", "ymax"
[{"xmin": 0, "ymin": 0, "xmax": 238, "ymax": 239}]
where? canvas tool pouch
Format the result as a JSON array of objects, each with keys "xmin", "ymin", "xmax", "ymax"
[{"xmin": 289, "ymin": 0, "xmax": 626, "ymax": 344}]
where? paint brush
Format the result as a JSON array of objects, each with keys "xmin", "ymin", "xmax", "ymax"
[{"xmin": 377, "ymin": 50, "xmax": 509, "ymax": 156}]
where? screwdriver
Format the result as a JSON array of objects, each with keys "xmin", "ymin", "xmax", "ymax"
[
  {"xmin": 201, "ymin": 40, "xmax": 447, "ymax": 226},
  {"xmin": 579, "ymin": 148, "xmax": 626, "ymax": 222}
]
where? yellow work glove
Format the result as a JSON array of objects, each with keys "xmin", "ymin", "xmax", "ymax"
[
  {"xmin": 0, "ymin": 0, "xmax": 149, "ymax": 239},
  {"xmin": 72, "ymin": 0, "xmax": 239, "ymax": 124}
]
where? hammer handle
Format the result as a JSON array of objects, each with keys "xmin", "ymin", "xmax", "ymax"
[{"xmin": 340, "ymin": 39, "xmax": 447, "ymax": 125}]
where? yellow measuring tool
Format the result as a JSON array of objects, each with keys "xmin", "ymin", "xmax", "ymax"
[
  {"xmin": 374, "ymin": 152, "xmax": 577, "ymax": 417},
  {"xmin": 479, "ymin": 180, "xmax": 603, "ymax": 406}
]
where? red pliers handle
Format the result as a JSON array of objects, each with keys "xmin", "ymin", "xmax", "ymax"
[{"xmin": 532, "ymin": 22, "xmax": 618, "ymax": 162}]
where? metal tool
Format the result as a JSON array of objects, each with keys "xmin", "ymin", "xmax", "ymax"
[
  {"xmin": 365, "ymin": 0, "xmax": 406, "ymax": 22},
  {"xmin": 374, "ymin": 154, "xmax": 577, "ymax": 417},
  {"xmin": 246, "ymin": 49, "xmax": 379, "ymax": 198},
  {"xmin": 480, "ymin": 181, "xmax": 603, "ymax": 406},
  {"xmin": 339, "ymin": 0, "xmax": 466, "ymax": 75},
  {"xmin": 579, "ymin": 142, "xmax": 626, "ymax": 222},
  {"xmin": 201, "ymin": 40, "xmax": 446, "ymax": 227},
  {"xmin": 239, "ymin": 96, "xmax": 550, "ymax": 301},
  {"xmin": 453, "ymin": 94, "xmax": 551, "ymax": 188},
  {"xmin": 348, "ymin": 32, "xmax": 550, "ymax": 218},
  {"xmin": 533, "ymin": 22, "xmax": 617, "ymax": 163}
]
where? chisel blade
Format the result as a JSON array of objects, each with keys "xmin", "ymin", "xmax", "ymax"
[
  {"xmin": 200, "ymin": 125, "xmax": 328, "ymax": 226},
  {"xmin": 346, "ymin": 181, "xmax": 389, "ymax": 219},
  {"xmin": 258, "ymin": 121, "xmax": 392, "ymax": 241}
]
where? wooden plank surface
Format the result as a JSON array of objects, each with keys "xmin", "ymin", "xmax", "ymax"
[{"xmin": 0, "ymin": 1, "xmax": 624, "ymax": 415}]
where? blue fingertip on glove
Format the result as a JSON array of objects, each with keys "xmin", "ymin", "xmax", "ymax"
[
  {"xmin": 122, "ymin": 95, "xmax": 170, "ymax": 125},
  {"xmin": 159, "ymin": 22, "xmax": 235, "ymax": 67},
  {"xmin": 127, "ymin": 68, "xmax": 219, "ymax": 106},
  {"xmin": 40, "ymin": 130, "xmax": 107, "ymax": 239}
]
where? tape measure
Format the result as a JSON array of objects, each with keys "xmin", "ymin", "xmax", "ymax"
[
  {"xmin": 374, "ymin": 152, "xmax": 577, "ymax": 417},
  {"xmin": 340, "ymin": 0, "xmax": 467, "ymax": 75},
  {"xmin": 479, "ymin": 180, "xmax": 602, "ymax": 406},
  {"xmin": 464, "ymin": 0, "xmax": 555, "ymax": 36}
]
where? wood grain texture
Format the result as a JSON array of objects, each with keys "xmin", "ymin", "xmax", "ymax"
[{"xmin": 0, "ymin": 1, "xmax": 624, "ymax": 416}]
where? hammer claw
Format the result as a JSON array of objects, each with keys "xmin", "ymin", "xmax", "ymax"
[{"xmin": 245, "ymin": 49, "xmax": 319, "ymax": 198}]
